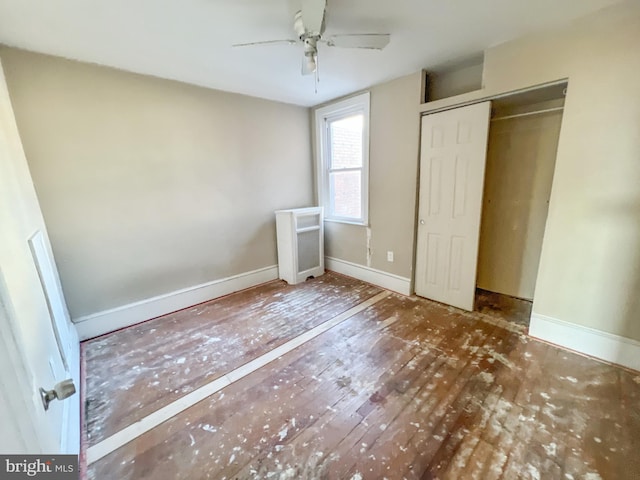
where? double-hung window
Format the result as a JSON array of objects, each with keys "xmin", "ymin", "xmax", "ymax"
[{"xmin": 315, "ymin": 92, "xmax": 370, "ymax": 225}]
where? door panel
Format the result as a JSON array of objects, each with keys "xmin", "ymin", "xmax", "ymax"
[
  {"xmin": 28, "ymin": 230, "xmax": 76, "ymax": 371},
  {"xmin": 448, "ymin": 236, "xmax": 465, "ymax": 291},
  {"xmin": 453, "ymin": 156, "xmax": 469, "ymax": 217},
  {"xmin": 415, "ymin": 102, "xmax": 491, "ymax": 311},
  {"xmin": 0, "ymin": 285, "xmax": 43, "ymax": 453},
  {"xmin": 0, "ymin": 59, "xmax": 79, "ymax": 453},
  {"xmin": 428, "ymin": 156, "xmax": 443, "ymax": 215}
]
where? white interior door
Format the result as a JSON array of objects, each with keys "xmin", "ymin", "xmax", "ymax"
[
  {"xmin": 415, "ymin": 101, "xmax": 491, "ymax": 311},
  {"xmin": 0, "ymin": 59, "xmax": 80, "ymax": 454}
]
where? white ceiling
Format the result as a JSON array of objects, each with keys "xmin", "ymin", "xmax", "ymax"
[{"xmin": 0, "ymin": 0, "xmax": 623, "ymax": 107}]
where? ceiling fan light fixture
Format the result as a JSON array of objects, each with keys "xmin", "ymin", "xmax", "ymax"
[
  {"xmin": 306, "ymin": 55, "xmax": 316, "ymax": 73},
  {"xmin": 302, "ymin": 53, "xmax": 317, "ymax": 75}
]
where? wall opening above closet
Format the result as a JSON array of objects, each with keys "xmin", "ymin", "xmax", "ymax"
[{"xmin": 421, "ymin": 55, "xmax": 484, "ymax": 103}]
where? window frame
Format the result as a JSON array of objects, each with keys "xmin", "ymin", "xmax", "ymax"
[{"xmin": 314, "ymin": 92, "xmax": 370, "ymax": 226}]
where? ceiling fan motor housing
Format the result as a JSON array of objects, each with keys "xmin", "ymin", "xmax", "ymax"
[{"xmin": 304, "ymin": 37, "xmax": 318, "ymax": 57}]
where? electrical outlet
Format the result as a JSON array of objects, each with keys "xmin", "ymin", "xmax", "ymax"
[{"xmin": 387, "ymin": 251, "xmax": 394, "ymax": 262}]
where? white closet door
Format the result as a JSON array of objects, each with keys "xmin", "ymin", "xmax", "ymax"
[
  {"xmin": 415, "ymin": 101, "xmax": 491, "ymax": 311},
  {"xmin": 0, "ymin": 59, "xmax": 80, "ymax": 454}
]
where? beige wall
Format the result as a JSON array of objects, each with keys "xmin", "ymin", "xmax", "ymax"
[
  {"xmin": 482, "ymin": 2, "xmax": 640, "ymax": 341},
  {"xmin": 477, "ymin": 110, "xmax": 562, "ymax": 300},
  {"xmin": 318, "ymin": 72, "xmax": 422, "ymax": 280},
  {"xmin": 0, "ymin": 48, "xmax": 313, "ymax": 319}
]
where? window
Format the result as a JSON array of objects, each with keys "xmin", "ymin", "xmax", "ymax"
[{"xmin": 315, "ymin": 92, "xmax": 370, "ymax": 225}]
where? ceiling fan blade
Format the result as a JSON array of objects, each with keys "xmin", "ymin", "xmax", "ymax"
[
  {"xmin": 326, "ymin": 34, "xmax": 390, "ymax": 50},
  {"xmin": 301, "ymin": 55, "xmax": 317, "ymax": 75},
  {"xmin": 232, "ymin": 39, "xmax": 297, "ymax": 47},
  {"xmin": 301, "ymin": 0, "xmax": 326, "ymax": 35}
]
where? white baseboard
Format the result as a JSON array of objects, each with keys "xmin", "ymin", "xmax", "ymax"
[
  {"xmin": 73, "ymin": 266, "xmax": 279, "ymax": 340},
  {"xmin": 325, "ymin": 256, "xmax": 411, "ymax": 296},
  {"xmin": 529, "ymin": 312, "xmax": 640, "ymax": 372}
]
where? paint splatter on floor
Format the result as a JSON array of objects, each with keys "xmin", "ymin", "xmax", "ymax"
[{"xmin": 85, "ymin": 275, "xmax": 640, "ymax": 480}]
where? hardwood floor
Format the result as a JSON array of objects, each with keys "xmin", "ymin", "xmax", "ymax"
[
  {"xmin": 474, "ymin": 288, "xmax": 532, "ymax": 329},
  {"xmin": 83, "ymin": 272, "xmax": 640, "ymax": 479},
  {"xmin": 84, "ymin": 273, "xmax": 382, "ymax": 446}
]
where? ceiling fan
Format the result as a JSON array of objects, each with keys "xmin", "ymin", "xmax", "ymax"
[{"xmin": 233, "ymin": 0, "xmax": 390, "ymax": 88}]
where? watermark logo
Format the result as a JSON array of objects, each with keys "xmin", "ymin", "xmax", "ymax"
[{"xmin": 0, "ymin": 456, "xmax": 77, "ymax": 479}]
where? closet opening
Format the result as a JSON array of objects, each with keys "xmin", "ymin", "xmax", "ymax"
[{"xmin": 474, "ymin": 82, "xmax": 567, "ymax": 327}]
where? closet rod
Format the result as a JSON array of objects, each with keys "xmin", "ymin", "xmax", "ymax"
[{"xmin": 491, "ymin": 106, "xmax": 564, "ymax": 122}]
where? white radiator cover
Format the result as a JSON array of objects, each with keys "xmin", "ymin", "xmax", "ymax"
[{"xmin": 275, "ymin": 207, "xmax": 325, "ymax": 285}]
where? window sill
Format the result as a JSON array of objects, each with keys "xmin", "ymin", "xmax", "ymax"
[{"xmin": 324, "ymin": 218, "xmax": 369, "ymax": 227}]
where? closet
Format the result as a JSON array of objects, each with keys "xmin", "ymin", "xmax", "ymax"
[
  {"xmin": 478, "ymin": 87, "xmax": 565, "ymax": 300},
  {"xmin": 415, "ymin": 82, "xmax": 566, "ymax": 311}
]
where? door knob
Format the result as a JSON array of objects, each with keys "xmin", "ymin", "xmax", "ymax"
[
  {"xmin": 40, "ymin": 379, "xmax": 76, "ymax": 411},
  {"xmin": 419, "ymin": 219, "xmax": 425, "ymax": 225}
]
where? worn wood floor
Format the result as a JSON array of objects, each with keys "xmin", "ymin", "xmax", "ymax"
[{"xmin": 83, "ymin": 272, "xmax": 640, "ymax": 479}]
